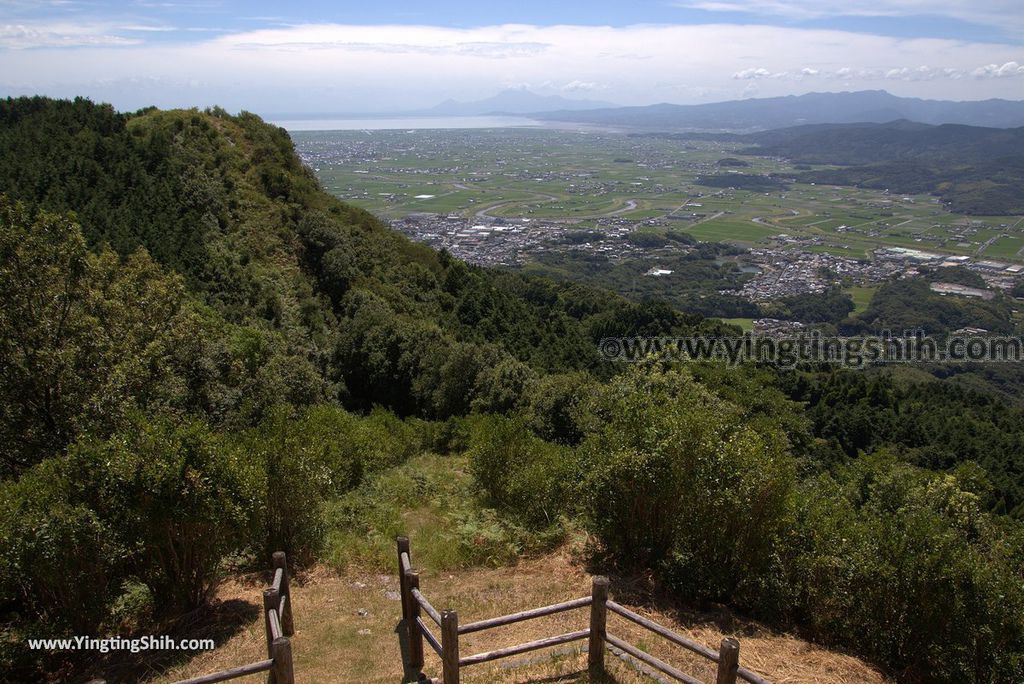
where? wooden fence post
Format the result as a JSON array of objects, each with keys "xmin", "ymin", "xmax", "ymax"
[
  {"xmin": 716, "ymin": 637, "xmax": 739, "ymax": 684},
  {"xmin": 263, "ymin": 587, "xmax": 280, "ymax": 684},
  {"xmin": 272, "ymin": 552, "xmax": 295, "ymax": 637},
  {"xmin": 405, "ymin": 569, "xmax": 424, "ymax": 670},
  {"xmin": 397, "ymin": 536, "xmax": 410, "ymax": 622},
  {"xmin": 588, "ymin": 576, "xmax": 609, "ymax": 679},
  {"xmin": 441, "ymin": 610, "xmax": 460, "ymax": 684},
  {"xmin": 271, "ymin": 636, "xmax": 295, "ymax": 684}
]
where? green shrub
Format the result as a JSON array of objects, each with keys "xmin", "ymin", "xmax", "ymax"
[
  {"xmin": 469, "ymin": 415, "xmax": 575, "ymax": 530},
  {"xmin": 239, "ymin": 405, "xmax": 362, "ymax": 562},
  {"xmin": 108, "ymin": 580, "xmax": 155, "ymax": 633},
  {"xmin": 577, "ymin": 363, "xmax": 796, "ymax": 614},
  {"xmin": 62, "ymin": 416, "xmax": 255, "ymax": 612},
  {"xmin": 795, "ymin": 454, "xmax": 1024, "ymax": 682},
  {"xmin": 355, "ymin": 406, "xmax": 423, "ymax": 472},
  {"xmin": 524, "ymin": 371, "xmax": 597, "ymax": 445},
  {"xmin": 0, "ymin": 472, "xmax": 119, "ymax": 635},
  {"xmin": 239, "ymin": 404, "xmax": 423, "ymax": 562},
  {"xmin": 0, "ymin": 415, "xmax": 255, "ymax": 679},
  {"xmin": 415, "ymin": 416, "xmax": 473, "ymax": 454}
]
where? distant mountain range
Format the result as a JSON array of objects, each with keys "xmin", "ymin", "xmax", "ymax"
[
  {"xmin": 421, "ymin": 89, "xmax": 617, "ymax": 116},
  {"xmin": 531, "ymin": 90, "xmax": 1024, "ymax": 131}
]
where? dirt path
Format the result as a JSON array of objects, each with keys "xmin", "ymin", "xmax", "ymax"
[{"xmin": 156, "ymin": 552, "xmax": 884, "ymax": 684}]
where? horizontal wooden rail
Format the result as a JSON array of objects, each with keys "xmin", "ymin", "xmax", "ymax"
[
  {"xmin": 459, "ymin": 628, "xmax": 590, "ymax": 667},
  {"xmin": 395, "ymin": 537, "xmax": 770, "ymax": 684},
  {"xmin": 608, "ymin": 600, "xmax": 718, "ymax": 661},
  {"xmin": 606, "ymin": 633, "xmax": 702, "ymax": 684},
  {"xmin": 411, "ymin": 587, "xmax": 442, "ymax": 626},
  {"xmin": 736, "ymin": 664, "xmax": 772, "ymax": 684},
  {"xmin": 458, "ymin": 596, "xmax": 592, "ymax": 634},
  {"xmin": 717, "ymin": 662, "xmax": 768, "ymax": 684},
  {"xmin": 607, "ymin": 601, "xmax": 770, "ymax": 684},
  {"xmin": 173, "ymin": 659, "xmax": 274, "ymax": 684},
  {"xmin": 417, "ymin": 617, "xmax": 443, "ymax": 656}
]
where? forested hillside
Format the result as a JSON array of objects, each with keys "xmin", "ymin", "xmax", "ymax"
[
  {"xmin": 746, "ymin": 121, "xmax": 1024, "ymax": 214},
  {"xmin": 639, "ymin": 120, "xmax": 1024, "ymax": 214},
  {"xmin": 2, "ymin": 97, "xmax": 1024, "ymax": 683},
  {"xmin": 0, "ymin": 96, "xmax": 718, "ymax": 464}
]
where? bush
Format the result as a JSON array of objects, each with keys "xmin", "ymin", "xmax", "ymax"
[
  {"xmin": 62, "ymin": 416, "xmax": 255, "ymax": 612},
  {"xmin": 0, "ymin": 415, "xmax": 255, "ymax": 678},
  {"xmin": 0, "ymin": 472, "xmax": 118, "ymax": 635},
  {"xmin": 795, "ymin": 454, "xmax": 1024, "ymax": 682},
  {"xmin": 468, "ymin": 415, "xmax": 574, "ymax": 530},
  {"xmin": 238, "ymin": 406, "xmax": 361, "ymax": 562},
  {"xmin": 577, "ymin": 363, "xmax": 796, "ymax": 614},
  {"xmin": 524, "ymin": 371, "xmax": 597, "ymax": 445},
  {"xmin": 238, "ymin": 404, "xmax": 424, "ymax": 562},
  {"xmin": 415, "ymin": 416, "xmax": 474, "ymax": 454},
  {"xmin": 356, "ymin": 407, "xmax": 423, "ymax": 472},
  {"xmin": 108, "ymin": 580, "xmax": 155, "ymax": 633}
]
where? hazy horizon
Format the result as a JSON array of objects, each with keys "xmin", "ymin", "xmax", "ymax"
[{"xmin": 2, "ymin": 1, "xmax": 1023, "ymax": 115}]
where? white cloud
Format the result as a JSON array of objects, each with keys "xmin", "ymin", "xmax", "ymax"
[
  {"xmin": 0, "ymin": 22, "xmax": 142, "ymax": 49},
  {"xmin": 882, "ymin": 65, "xmax": 966, "ymax": 80},
  {"xmin": 675, "ymin": 0, "xmax": 1024, "ymax": 31},
  {"xmin": 0, "ymin": 22, "xmax": 1021, "ymax": 112},
  {"xmin": 733, "ymin": 67, "xmax": 774, "ymax": 79},
  {"xmin": 972, "ymin": 61, "xmax": 1024, "ymax": 78},
  {"xmin": 737, "ymin": 62, "xmax": 1023, "ymax": 83},
  {"xmin": 561, "ymin": 79, "xmax": 602, "ymax": 92}
]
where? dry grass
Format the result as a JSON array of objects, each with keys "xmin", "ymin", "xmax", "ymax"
[{"xmin": 153, "ymin": 548, "xmax": 885, "ymax": 684}]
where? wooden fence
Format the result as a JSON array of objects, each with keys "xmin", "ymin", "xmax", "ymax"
[
  {"xmin": 174, "ymin": 552, "xmax": 296, "ymax": 684},
  {"xmin": 397, "ymin": 537, "xmax": 771, "ymax": 684}
]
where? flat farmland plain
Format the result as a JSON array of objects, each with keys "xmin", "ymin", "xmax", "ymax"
[{"xmin": 294, "ymin": 127, "xmax": 1024, "ymax": 261}]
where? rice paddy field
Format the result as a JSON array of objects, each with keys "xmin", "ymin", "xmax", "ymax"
[{"xmin": 293, "ymin": 127, "xmax": 1024, "ymax": 262}]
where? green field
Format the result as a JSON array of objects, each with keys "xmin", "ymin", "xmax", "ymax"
[
  {"xmin": 985, "ymin": 235, "xmax": 1024, "ymax": 259},
  {"xmin": 684, "ymin": 218, "xmax": 778, "ymax": 243},
  {"xmin": 846, "ymin": 286, "xmax": 878, "ymax": 314},
  {"xmin": 721, "ymin": 317, "xmax": 755, "ymax": 332}
]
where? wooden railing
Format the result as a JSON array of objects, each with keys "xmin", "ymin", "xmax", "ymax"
[
  {"xmin": 397, "ymin": 537, "xmax": 770, "ymax": 684},
  {"xmin": 174, "ymin": 552, "xmax": 296, "ymax": 684}
]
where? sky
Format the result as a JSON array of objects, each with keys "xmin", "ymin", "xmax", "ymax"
[{"xmin": 1, "ymin": 0, "xmax": 1023, "ymax": 115}]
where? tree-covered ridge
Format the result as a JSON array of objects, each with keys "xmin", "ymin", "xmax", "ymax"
[
  {"xmin": 745, "ymin": 120, "xmax": 1024, "ymax": 165},
  {"xmin": 635, "ymin": 120, "xmax": 1024, "ymax": 214},
  {"xmin": 0, "ymin": 97, "xmax": 718, "ymax": 452}
]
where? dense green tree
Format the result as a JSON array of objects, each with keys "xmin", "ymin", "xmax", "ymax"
[
  {"xmin": 773, "ymin": 287, "xmax": 854, "ymax": 324},
  {"xmin": 0, "ymin": 197, "xmax": 186, "ymax": 472}
]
